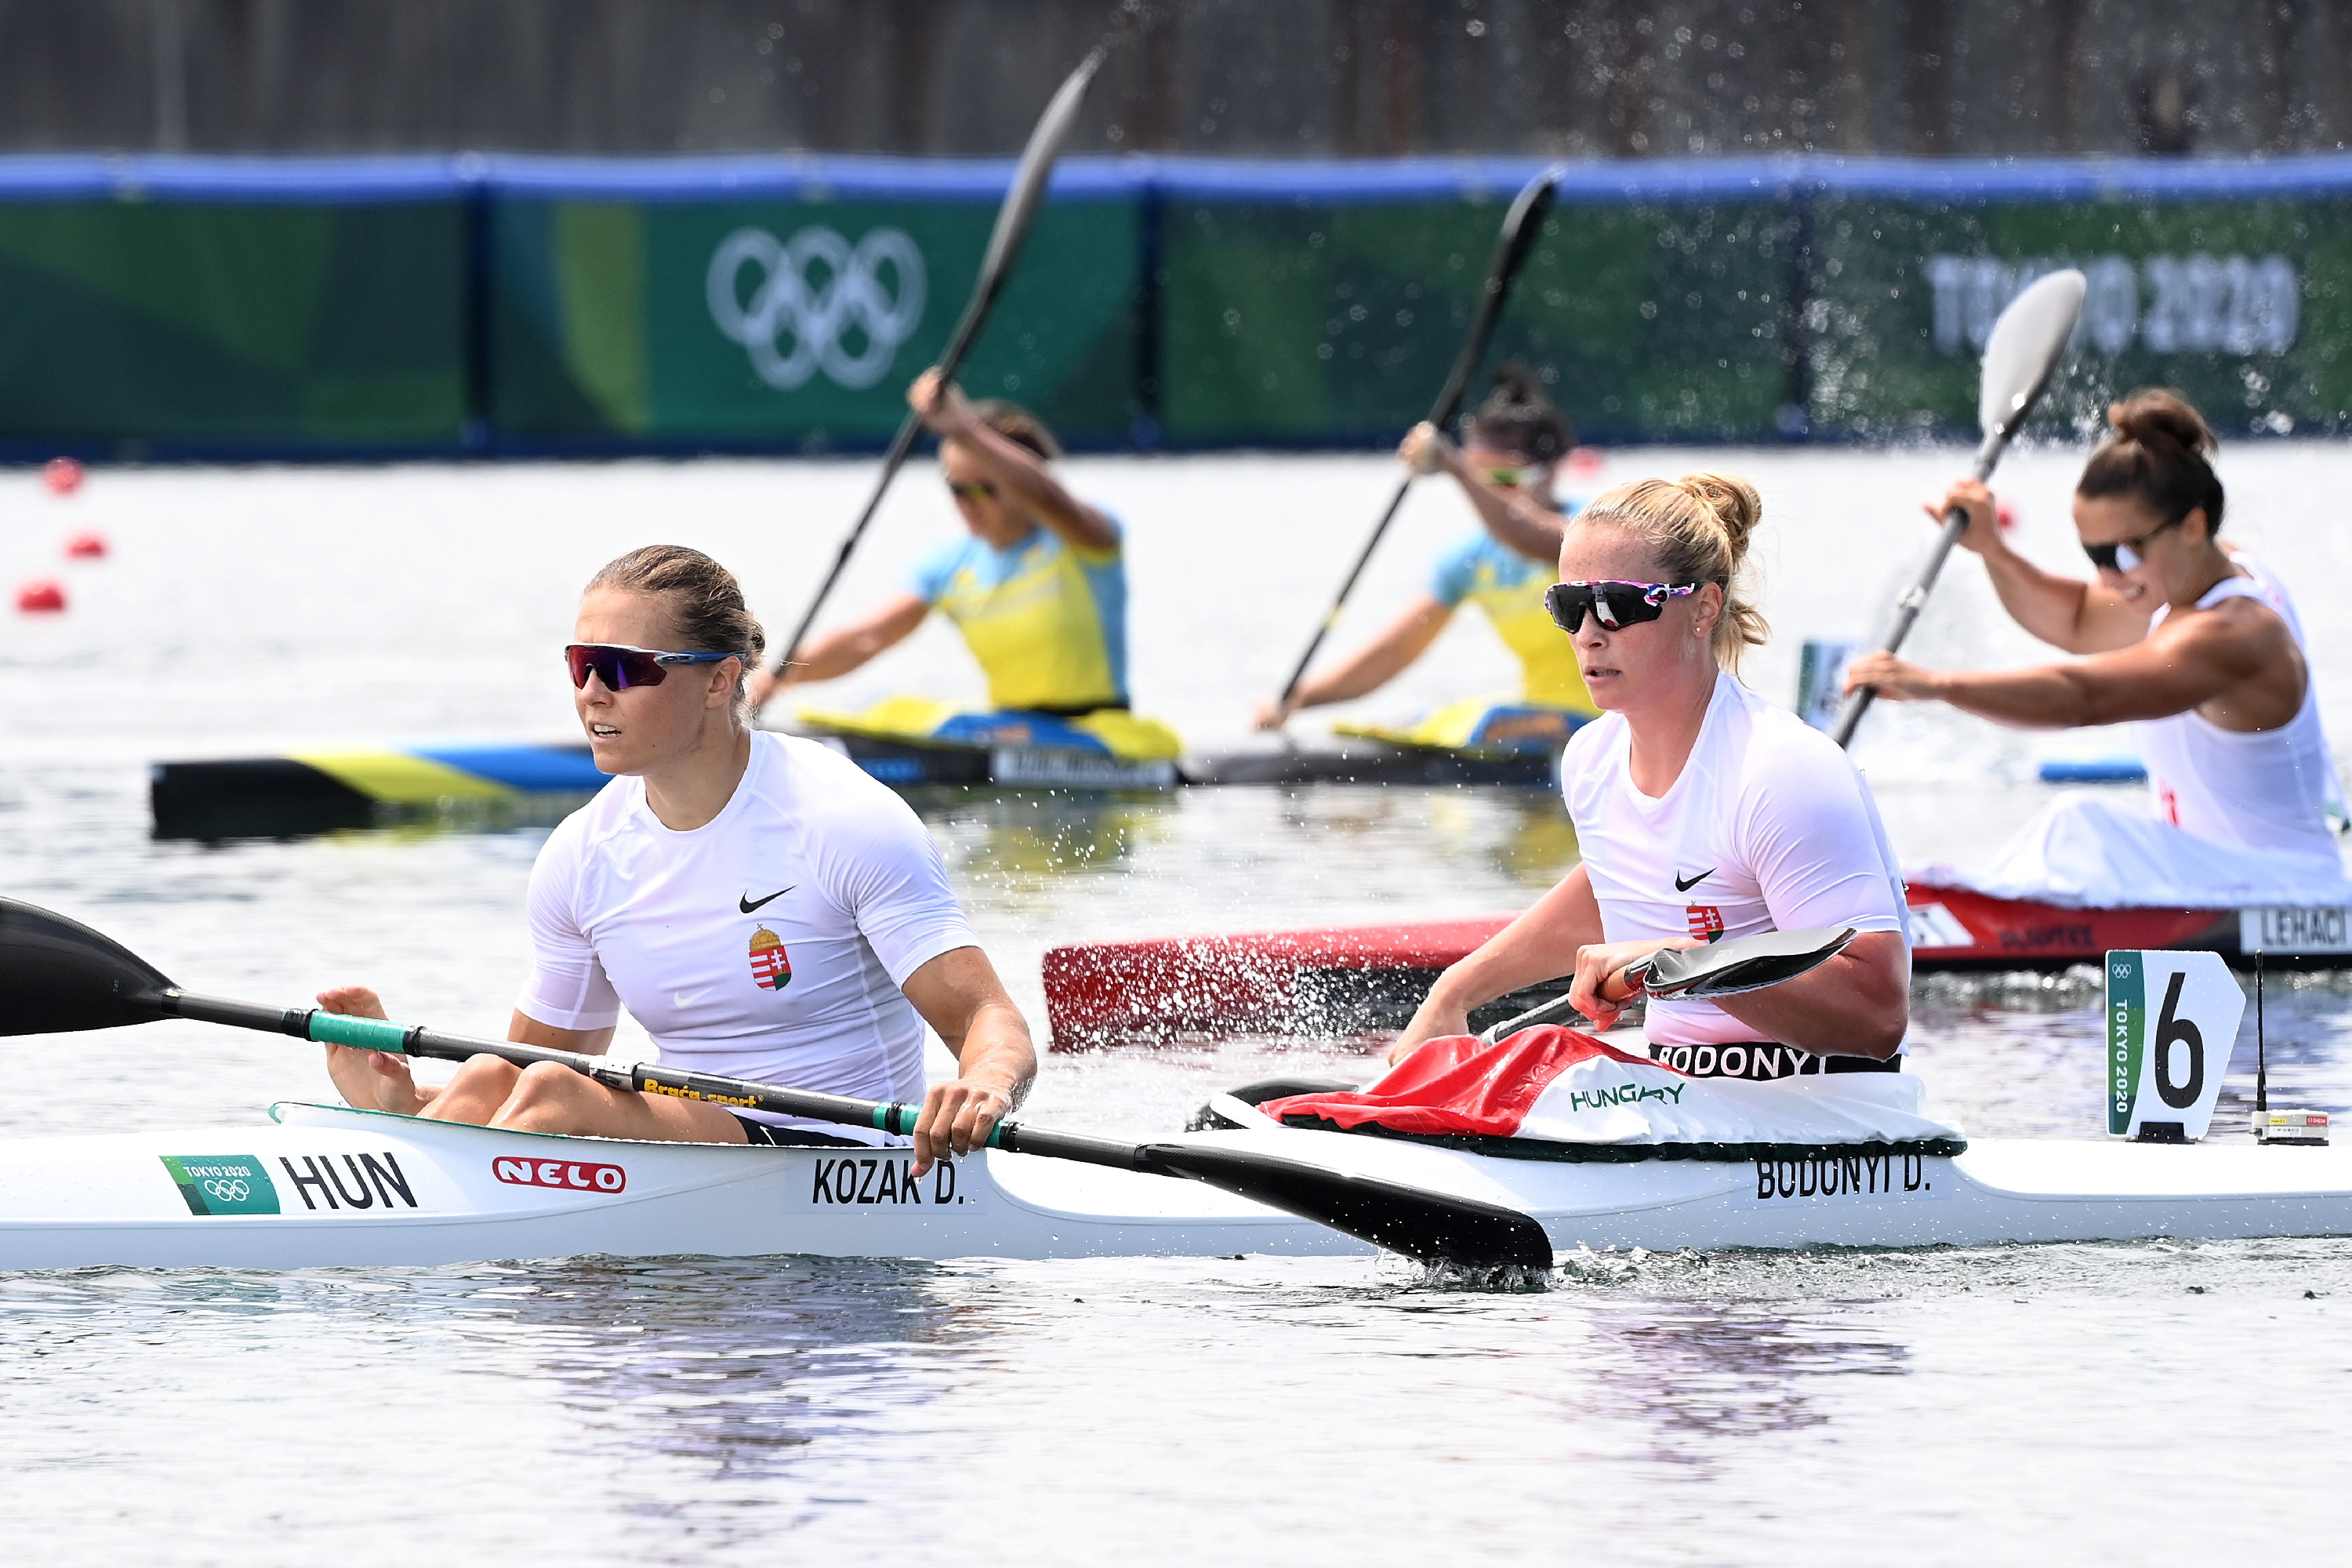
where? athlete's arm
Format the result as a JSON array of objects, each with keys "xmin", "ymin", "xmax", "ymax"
[
  {"xmin": 1391, "ymin": 865, "xmax": 1608, "ymax": 1062},
  {"xmin": 1256, "ymin": 595, "xmax": 1452, "ymax": 728},
  {"xmin": 1935, "ymin": 479, "xmax": 2150, "ymax": 654},
  {"xmin": 912, "ymin": 369, "xmax": 1119, "ymax": 554},
  {"xmin": 1401, "ymin": 423, "xmax": 1566, "ymax": 564},
  {"xmin": 766, "ymin": 593, "xmax": 929, "ymax": 695},
  {"xmin": 1846, "ymin": 597, "xmax": 2296, "ymax": 731},
  {"xmin": 899, "ymin": 946, "xmax": 1037, "ymax": 1177},
  {"xmin": 1699, "ymin": 931, "xmax": 1908, "ymax": 1060},
  {"xmin": 312, "ymin": 985, "xmax": 615, "ymax": 1116}
]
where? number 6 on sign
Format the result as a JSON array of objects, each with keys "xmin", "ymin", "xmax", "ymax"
[{"xmin": 2105, "ymin": 950, "xmax": 2245, "ymax": 1140}]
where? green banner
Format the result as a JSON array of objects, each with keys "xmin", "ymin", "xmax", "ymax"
[
  {"xmin": 1806, "ymin": 194, "xmax": 2352, "ymax": 438},
  {"xmin": 491, "ymin": 194, "xmax": 1144, "ymax": 446},
  {"xmin": 1159, "ymin": 198, "xmax": 1794, "ymax": 445},
  {"xmin": 5, "ymin": 158, "xmax": 2352, "ymax": 455},
  {"xmin": 0, "ymin": 201, "xmax": 466, "ymax": 448}
]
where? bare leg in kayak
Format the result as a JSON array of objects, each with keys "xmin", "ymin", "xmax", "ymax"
[{"xmin": 317, "ymin": 987, "xmax": 748, "ymax": 1143}]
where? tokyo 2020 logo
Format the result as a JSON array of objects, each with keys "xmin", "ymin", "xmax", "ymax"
[{"xmin": 706, "ymin": 226, "xmax": 927, "ymax": 391}]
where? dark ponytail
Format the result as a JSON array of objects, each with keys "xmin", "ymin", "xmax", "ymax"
[
  {"xmin": 2077, "ymin": 388, "xmax": 2225, "ymax": 533},
  {"xmin": 1464, "ymin": 363, "xmax": 1573, "ymax": 464}
]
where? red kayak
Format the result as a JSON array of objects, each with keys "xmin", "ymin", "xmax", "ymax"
[{"xmin": 1041, "ymin": 884, "xmax": 2284, "ymax": 1048}]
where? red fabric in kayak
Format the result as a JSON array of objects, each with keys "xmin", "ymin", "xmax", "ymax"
[{"xmin": 1258, "ymin": 1026, "xmax": 1671, "ymax": 1138}]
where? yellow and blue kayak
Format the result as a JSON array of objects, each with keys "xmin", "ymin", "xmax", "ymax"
[
  {"xmin": 147, "ymin": 696, "xmax": 1590, "ymax": 837},
  {"xmin": 151, "ymin": 742, "xmax": 610, "ymax": 839},
  {"xmin": 1329, "ymin": 694, "xmax": 1591, "ymax": 756},
  {"xmin": 794, "ymin": 696, "xmax": 1185, "ymax": 789},
  {"xmin": 1181, "ymin": 696, "xmax": 1589, "ymax": 787}
]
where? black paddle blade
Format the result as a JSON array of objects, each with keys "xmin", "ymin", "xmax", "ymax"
[
  {"xmin": 0, "ymin": 897, "xmax": 175, "ymax": 1036},
  {"xmin": 1138, "ymin": 1142, "xmax": 1554, "ymax": 1272},
  {"xmin": 1644, "ymin": 924, "xmax": 1857, "ymax": 1000}
]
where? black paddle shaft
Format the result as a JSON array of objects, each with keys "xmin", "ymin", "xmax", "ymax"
[
  {"xmin": 773, "ymin": 50, "xmax": 1102, "ymax": 674},
  {"xmin": 161, "ymin": 989, "xmax": 1552, "ymax": 1271},
  {"xmin": 0, "ymin": 894, "xmax": 1550, "ymax": 1273},
  {"xmin": 1274, "ymin": 169, "xmax": 1561, "ymax": 711}
]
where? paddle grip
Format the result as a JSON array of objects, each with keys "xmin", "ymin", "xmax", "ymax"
[{"xmin": 991, "ymin": 1122, "xmax": 1151, "ymax": 1171}]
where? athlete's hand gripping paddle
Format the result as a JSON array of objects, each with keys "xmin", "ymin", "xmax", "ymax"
[
  {"xmin": 0, "ymin": 898, "xmax": 1553, "ymax": 1273},
  {"xmin": 1475, "ymin": 925, "xmax": 1858, "ymax": 1044},
  {"xmin": 1831, "ymin": 269, "xmax": 2086, "ymax": 749},
  {"xmin": 771, "ymin": 49, "xmax": 1103, "ymax": 680},
  {"xmin": 1269, "ymin": 167, "xmax": 1562, "ymax": 722}
]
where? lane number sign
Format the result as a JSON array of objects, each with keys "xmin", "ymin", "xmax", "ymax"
[{"xmin": 2106, "ymin": 949, "xmax": 2243, "ymax": 1140}]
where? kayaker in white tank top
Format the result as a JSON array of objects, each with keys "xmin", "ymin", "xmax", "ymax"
[
  {"xmin": 1393, "ymin": 470, "xmax": 1911, "ymax": 1075},
  {"xmin": 1846, "ymin": 390, "xmax": 2347, "ymax": 901},
  {"xmin": 2136, "ymin": 550, "xmax": 2340, "ymax": 862}
]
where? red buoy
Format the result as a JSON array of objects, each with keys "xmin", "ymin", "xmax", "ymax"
[
  {"xmin": 16, "ymin": 577, "xmax": 67, "ymax": 612},
  {"xmin": 64, "ymin": 529, "xmax": 107, "ymax": 559},
  {"xmin": 42, "ymin": 457, "xmax": 83, "ymax": 496}
]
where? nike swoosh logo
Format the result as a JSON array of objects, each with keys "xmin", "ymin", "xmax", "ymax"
[
  {"xmin": 1674, "ymin": 868, "xmax": 1716, "ymax": 892},
  {"xmin": 739, "ymin": 886, "xmax": 793, "ymax": 913},
  {"xmin": 673, "ymin": 987, "xmax": 711, "ymax": 1007}
]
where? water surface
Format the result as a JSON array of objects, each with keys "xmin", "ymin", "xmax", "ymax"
[{"xmin": 5, "ymin": 448, "xmax": 2350, "ymax": 1562}]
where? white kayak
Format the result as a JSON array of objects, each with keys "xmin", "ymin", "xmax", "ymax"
[{"xmin": 8, "ymin": 1101, "xmax": 2352, "ymax": 1271}]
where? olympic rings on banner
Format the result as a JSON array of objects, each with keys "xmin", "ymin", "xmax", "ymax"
[
  {"xmin": 202, "ymin": 1178, "xmax": 251, "ymax": 1203},
  {"xmin": 706, "ymin": 226, "xmax": 927, "ymax": 391}
]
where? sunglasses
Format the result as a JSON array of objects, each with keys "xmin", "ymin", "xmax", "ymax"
[
  {"xmin": 2082, "ymin": 515, "xmax": 2182, "ymax": 573},
  {"xmin": 948, "ymin": 479, "xmax": 997, "ymax": 503},
  {"xmin": 1544, "ymin": 579, "xmax": 1701, "ymax": 633},
  {"xmin": 564, "ymin": 644, "xmax": 739, "ymax": 691}
]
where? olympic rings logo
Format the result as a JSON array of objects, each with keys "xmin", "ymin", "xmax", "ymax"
[
  {"xmin": 202, "ymin": 1178, "xmax": 251, "ymax": 1203},
  {"xmin": 706, "ymin": 226, "xmax": 927, "ymax": 391}
]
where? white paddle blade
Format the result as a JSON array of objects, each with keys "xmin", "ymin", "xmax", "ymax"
[
  {"xmin": 978, "ymin": 49, "xmax": 1103, "ymax": 281},
  {"xmin": 1978, "ymin": 268, "xmax": 2086, "ymax": 441}
]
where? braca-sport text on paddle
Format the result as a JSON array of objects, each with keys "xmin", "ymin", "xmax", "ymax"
[
  {"xmin": 0, "ymin": 898, "xmax": 1552, "ymax": 1272},
  {"xmin": 1832, "ymin": 268, "xmax": 2086, "ymax": 748}
]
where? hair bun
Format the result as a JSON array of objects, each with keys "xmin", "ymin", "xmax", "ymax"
[
  {"xmin": 1674, "ymin": 470, "xmax": 1764, "ymax": 560},
  {"xmin": 1486, "ymin": 362, "xmax": 1546, "ymax": 408},
  {"xmin": 1466, "ymin": 361, "xmax": 1572, "ymax": 460},
  {"xmin": 2108, "ymin": 388, "xmax": 2217, "ymax": 461}
]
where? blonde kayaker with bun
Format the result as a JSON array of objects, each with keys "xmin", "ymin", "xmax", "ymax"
[
  {"xmin": 1392, "ymin": 473, "xmax": 1911, "ymax": 1071},
  {"xmin": 320, "ymin": 545, "xmax": 1035, "ymax": 1175},
  {"xmin": 1844, "ymin": 389, "xmax": 2351, "ymax": 906},
  {"xmin": 1255, "ymin": 368, "xmax": 1599, "ymax": 728}
]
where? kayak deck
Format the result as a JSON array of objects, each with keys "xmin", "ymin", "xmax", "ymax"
[{"xmin": 8, "ymin": 1103, "xmax": 2352, "ymax": 1271}]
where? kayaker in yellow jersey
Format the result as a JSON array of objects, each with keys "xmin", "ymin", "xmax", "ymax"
[
  {"xmin": 749, "ymin": 367, "xmax": 1129, "ymax": 717},
  {"xmin": 1254, "ymin": 367, "xmax": 1599, "ymax": 730}
]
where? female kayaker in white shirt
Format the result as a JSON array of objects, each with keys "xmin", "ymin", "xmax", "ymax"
[
  {"xmin": 1843, "ymin": 390, "xmax": 2347, "ymax": 904},
  {"xmin": 318, "ymin": 545, "xmax": 1036, "ymax": 1175},
  {"xmin": 1392, "ymin": 472, "xmax": 1911, "ymax": 1071}
]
